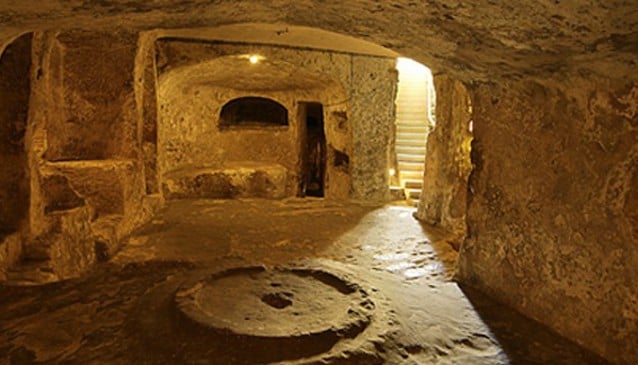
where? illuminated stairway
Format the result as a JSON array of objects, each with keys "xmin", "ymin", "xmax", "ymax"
[{"xmin": 395, "ymin": 58, "xmax": 433, "ymax": 201}]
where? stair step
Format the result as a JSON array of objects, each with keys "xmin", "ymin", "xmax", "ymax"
[
  {"xmin": 396, "ymin": 145, "xmax": 426, "ymax": 154},
  {"xmin": 400, "ymin": 170, "xmax": 423, "ymax": 179},
  {"xmin": 396, "ymin": 130, "xmax": 426, "ymax": 137},
  {"xmin": 397, "ymin": 125, "xmax": 429, "ymax": 133},
  {"xmin": 403, "ymin": 180, "xmax": 423, "ymax": 189},
  {"xmin": 389, "ymin": 186, "xmax": 406, "ymax": 200},
  {"xmin": 396, "ymin": 140, "xmax": 427, "ymax": 149},
  {"xmin": 396, "ymin": 133, "xmax": 428, "ymax": 140},
  {"xmin": 5, "ymin": 261, "xmax": 58, "ymax": 286},
  {"xmin": 397, "ymin": 155, "xmax": 426, "ymax": 165},
  {"xmin": 396, "ymin": 115, "xmax": 430, "ymax": 121},
  {"xmin": 396, "ymin": 130, "xmax": 427, "ymax": 138},
  {"xmin": 397, "ymin": 125, "xmax": 429, "ymax": 129},
  {"xmin": 399, "ymin": 170, "xmax": 425, "ymax": 177},
  {"xmin": 399, "ymin": 162, "xmax": 425, "ymax": 172},
  {"xmin": 405, "ymin": 188, "xmax": 422, "ymax": 199},
  {"xmin": 21, "ymin": 240, "xmax": 52, "ymax": 261}
]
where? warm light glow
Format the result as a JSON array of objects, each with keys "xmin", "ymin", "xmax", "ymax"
[
  {"xmin": 249, "ymin": 55, "xmax": 262, "ymax": 64},
  {"xmin": 396, "ymin": 57, "xmax": 430, "ymax": 74},
  {"xmin": 394, "ymin": 57, "xmax": 435, "ymax": 198},
  {"xmin": 389, "ymin": 168, "xmax": 396, "ymax": 176},
  {"xmin": 469, "ymin": 120, "xmax": 474, "ymax": 133},
  {"xmin": 396, "ymin": 57, "xmax": 435, "ymax": 126}
]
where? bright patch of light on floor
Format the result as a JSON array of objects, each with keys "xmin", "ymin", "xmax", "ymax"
[
  {"xmin": 403, "ymin": 267, "xmax": 429, "ymax": 280},
  {"xmin": 374, "ymin": 253, "xmax": 410, "ymax": 262}
]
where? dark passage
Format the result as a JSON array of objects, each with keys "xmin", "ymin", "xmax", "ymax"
[
  {"xmin": 300, "ymin": 103, "xmax": 326, "ymax": 197},
  {"xmin": 0, "ymin": 33, "xmax": 32, "ymax": 239}
]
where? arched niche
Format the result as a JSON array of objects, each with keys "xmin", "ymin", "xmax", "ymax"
[{"xmin": 219, "ymin": 97, "xmax": 289, "ymax": 128}]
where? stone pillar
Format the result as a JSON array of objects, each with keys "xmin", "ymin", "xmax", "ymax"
[
  {"xmin": 349, "ymin": 56, "xmax": 397, "ymax": 202},
  {"xmin": 415, "ymin": 75, "xmax": 472, "ymax": 246}
]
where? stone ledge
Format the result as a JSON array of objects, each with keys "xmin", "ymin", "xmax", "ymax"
[
  {"xmin": 162, "ymin": 162, "xmax": 288, "ymax": 200},
  {"xmin": 43, "ymin": 159, "xmax": 138, "ymax": 217}
]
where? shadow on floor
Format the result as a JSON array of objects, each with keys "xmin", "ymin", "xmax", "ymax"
[
  {"xmin": 459, "ymin": 284, "xmax": 611, "ymax": 365},
  {"xmin": 413, "ymin": 218, "xmax": 461, "ymax": 278}
]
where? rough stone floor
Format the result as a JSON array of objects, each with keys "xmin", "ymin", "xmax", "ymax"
[{"xmin": 0, "ymin": 199, "xmax": 609, "ymax": 364}]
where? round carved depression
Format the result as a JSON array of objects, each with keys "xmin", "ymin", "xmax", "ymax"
[
  {"xmin": 175, "ymin": 267, "xmax": 373, "ymax": 338},
  {"xmin": 174, "ymin": 266, "xmax": 374, "ymax": 362}
]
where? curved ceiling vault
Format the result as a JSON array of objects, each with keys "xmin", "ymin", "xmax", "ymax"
[
  {"xmin": 159, "ymin": 55, "xmax": 342, "ymax": 93},
  {"xmin": 150, "ymin": 24, "xmax": 399, "ymax": 58},
  {"xmin": 0, "ymin": 1, "xmax": 636, "ymax": 82}
]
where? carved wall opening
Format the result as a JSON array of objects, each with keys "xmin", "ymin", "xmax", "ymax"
[
  {"xmin": 299, "ymin": 102, "xmax": 326, "ymax": 197},
  {"xmin": 0, "ymin": 33, "xmax": 32, "ymax": 239},
  {"xmin": 219, "ymin": 97, "xmax": 288, "ymax": 129}
]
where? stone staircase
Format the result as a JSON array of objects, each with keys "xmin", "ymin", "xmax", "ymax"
[
  {"xmin": 5, "ymin": 231, "xmax": 66, "ymax": 286},
  {"xmin": 4, "ymin": 206, "xmax": 97, "ymax": 286},
  {"xmin": 395, "ymin": 60, "xmax": 431, "ymax": 202},
  {"xmin": 396, "ymin": 125, "xmax": 428, "ymax": 200}
]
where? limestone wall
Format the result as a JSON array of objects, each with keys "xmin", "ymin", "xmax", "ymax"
[
  {"xmin": 415, "ymin": 76, "xmax": 473, "ymax": 246},
  {"xmin": 155, "ymin": 40, "xmax": 397, "ymax": 201},
  {"xmin": 43, "ymin": 30, "xmax": 138, "ymax": 161},
  {"xmin": 158, "ymin": 85, "xmax": 321, "ymax": 197},
  {"xmin": 9, "ymin": 31, "xmax": 156, "ymax": 281},
  {"xmin": 457, "ymin": 76, "xmax": 638, "ymax": 364}
]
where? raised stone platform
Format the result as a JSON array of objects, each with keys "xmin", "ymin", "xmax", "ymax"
[{"xmin": 162, "ymin": 162, "xmax": 288, "ymax": 200}]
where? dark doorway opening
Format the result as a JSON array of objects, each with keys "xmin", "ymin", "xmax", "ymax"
[
  {"xmin": 299, "ymin": 102, "xmax": 326, "ymax": 197},
  {"xmin": 0, "ymin": 33, "xmax": 32, "ymax": 240}
]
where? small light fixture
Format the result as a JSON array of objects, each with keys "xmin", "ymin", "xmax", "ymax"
[
  {"xmin": 468, "ymin": 120, "xmax": 474, "ymax": 133},
  {"xmin": 389, "ymin": 168, "xmax": 396, "ymax": 176},
  {"xmin": 249, "ymin": 55, "xmax": 262, "ymax": 64}
]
